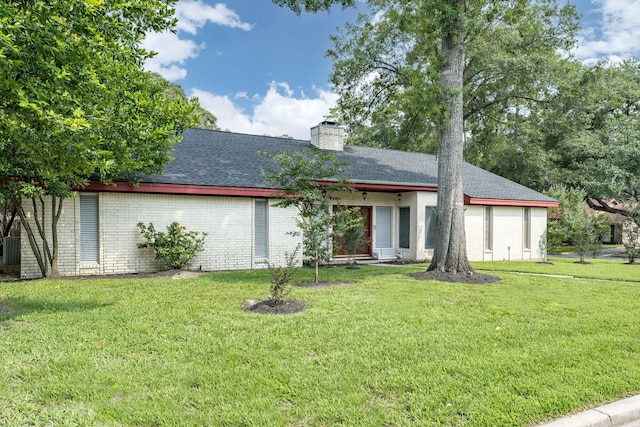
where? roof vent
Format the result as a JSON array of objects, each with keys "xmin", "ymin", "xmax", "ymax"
[{"xmin": 311, "ymin": 121, "xmax": 345, "ymax": 151}]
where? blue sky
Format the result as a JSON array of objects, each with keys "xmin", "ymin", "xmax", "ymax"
[{"xmin": 142, "ymin": 0, "xmax": 640, "ymax": 140}]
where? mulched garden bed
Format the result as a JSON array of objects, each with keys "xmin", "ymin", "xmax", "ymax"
[
  {"xmin": 408, "ymin": 270, "xmax": 500, "ymax": 284},
  {"xmin": 243, "ymin": 299, "xmax": 306, "ymax": 314}
]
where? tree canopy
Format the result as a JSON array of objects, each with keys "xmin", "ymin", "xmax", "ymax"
[
  {"xmin": 326, "ymin": 0, "xmax": 578, "ymax": 155},
  {"xmin": 151, "ymin": 72, "xmax": 220, "ymax": 131},
  {"xmin": 550, "ymin": 60, "xmax": 640, "ymax": 221},
  {"xmin": 0, "ymin": 0, "xmax": 196, "ymax": 276},
  {"xmin": 1, "ymin": 0, "xmax": 196, "ymax": 197}
]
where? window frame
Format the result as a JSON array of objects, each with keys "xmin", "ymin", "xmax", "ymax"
[
  {"xmin": 523, "ymin": 207, "xmax": 532, "ymax": 250},
  {"xmin": 398, "ymin": 206, "xmax": 410, "ymax": 249},
  {"xmin": 79, "ymin": 193, "xmax": 100, "ymax": 264},
  {"xmin": 484, "ymin": 206, "xmax": 493, "ymax": 251},
  {"xmin": 254, "ymin": 199, "xmax": 269, "ymax": 259},
  {"xmin": 424, "ymin": 206, "xmax": 437, "ymax": 250}
]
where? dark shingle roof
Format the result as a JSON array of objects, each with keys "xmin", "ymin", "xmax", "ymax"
[{"xmin": 140, "ymin": 128, "xmax": 554, "ymax": 203}]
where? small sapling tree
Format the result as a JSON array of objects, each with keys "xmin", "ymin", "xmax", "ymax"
[
  {"xmin": 538, "ymin": 230, "xmax": 550, "ymax": 263},
  {"xmin": 266, "ymin": 245, "xmax": 300, "ymax": 305},
  {"xmin": 622, "ymin": 219, "xmax": 640, "ymax": 264},
  {"xmin": 565, "ymin": 210, "xmax": 608, "ymax": 263},
  {"xmin": 546, "ymin": 186, "xmax": 609, "ymax": 263},
  {"xmin": 137, "ymin": 222, "xmax": 207, "ymax": 270},
  {"xmin": 261, "ymin": 147, "xmax": 353, "ymax": 283}
]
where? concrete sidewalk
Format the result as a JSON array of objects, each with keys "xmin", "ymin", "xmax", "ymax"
[{"xmin": 538, "ymin": 394, "xmax": 640, "ymax": 426}]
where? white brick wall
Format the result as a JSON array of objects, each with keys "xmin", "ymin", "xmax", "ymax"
[
  {"xmin": 465, "ymin": 206, "xmax": 485, "ymax": 261},
  {"xmin": 531, "ymin": 207, "xmax": 548, "ymax": 259},
  {"xmin": 464, "ymin": 206, "xmax": 548, "ymax": 262},
  {"xmin": 21, "ymin": 193, "xmax": 301, "ymax": 278},
  {"xmin": 19, "ymin": 192, "xmax": 549, "ymax": 278}
]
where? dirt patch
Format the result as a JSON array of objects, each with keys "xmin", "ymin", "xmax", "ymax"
[
  {"xmin": 244, "ymin": 299, "xmax": 306, "ymax": 314},
  {"xmin": 294, "ymin": 281, "xmax": 352, "ymax": 289},
  {"xmin": 408, "ymin": 270, "xmax": 500, "ymax": 284},
  {"xmin": 0, "ymin": 261, "xmax": 20, "ymax": 282},
  {"xmin": 0, "ymin": 272, "xmax": 20, "ymax": 282}
]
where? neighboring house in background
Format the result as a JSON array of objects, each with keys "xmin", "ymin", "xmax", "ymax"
[
  {"xmin": 19, "ymin": 122, "xmax": 558, "ymax": 279},
  {"xmin": 586, "ymin": 199, "xmax": 637, "ymax": 245}
]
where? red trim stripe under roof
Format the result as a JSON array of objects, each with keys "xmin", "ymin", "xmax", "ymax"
[
  {"xmin": 81, "ymin": 181, "xmax": 557, "ymax": 208},
  {"xmin": 82, "ymin": 181, "xmax": 279, "ymax": 198}
]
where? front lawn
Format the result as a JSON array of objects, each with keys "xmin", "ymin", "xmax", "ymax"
[
  {"xmin": 1, "ymin": 263, "xmax": 640, "ymax": 426},
  {"xmin": 474, "ymin": 256, "xmax": 640, "ymax": 283}
]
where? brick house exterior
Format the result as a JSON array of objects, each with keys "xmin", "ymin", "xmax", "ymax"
[{"xmin": 19, "ymin": 122, "xmax": 557, "ymax": 279}]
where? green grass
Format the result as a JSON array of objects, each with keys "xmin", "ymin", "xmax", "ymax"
[
  {"xmin": 2, "ymin": 263, "xmax": 640, "ymax": 426},
  {"xmin": 474, "ymin": 256, "xmax": 640, "ymax": 283},
  {"xmin": 547, "ymin": 244, "xmax": 623, "ymax": 254}
]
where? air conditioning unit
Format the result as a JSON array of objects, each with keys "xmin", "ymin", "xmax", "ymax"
[{"xmin": 3, "ymin": 237, "xmax": 20, "ymax": 265}]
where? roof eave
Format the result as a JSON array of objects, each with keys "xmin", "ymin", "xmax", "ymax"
[{"xmin": 81, "ymin": 181, "xmax": 558, "ymax": 207}]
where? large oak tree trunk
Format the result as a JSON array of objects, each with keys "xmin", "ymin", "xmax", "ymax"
[{"xmin": 428, "ymin": 2, "xmax": 473, "ymax": 274}]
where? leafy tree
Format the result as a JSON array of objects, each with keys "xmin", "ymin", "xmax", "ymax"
[
  {"xmin": 544, "ymin": 60, "xmax": 640, "ymax": 229},
  {"xmin": 273, "ymin": 0, "xmax": 578, "ymax": 274},
  {"xmin": 150, "ymin": 72, "xmax": 220, "ymax": 130},
  {"xmin": 546, "ymin": 186, "xmax": 609, "ymax": 263},
  {"xmin": 137, "ymin": 222, "xmax": 207, "ymax": 270},
  {"xmin": 0, "ymin": 0, "xmax": 196, "ymax": 276},
  {"xmin": 260, "ymin": 147, "xmax": 352, "ymax": 283},
  {"xmin": 621, "ymin": 218, "xmax": 640, "ymax": 264}
]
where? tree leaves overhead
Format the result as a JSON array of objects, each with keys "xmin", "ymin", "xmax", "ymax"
[
  {"xmin": 1, "ymin": 0, "xmax": 196, "ymax": 277},
  {"xmin": 150, "ymin": 72, "xmax": 220, "ymax": 131},
  {"xmin": 325, "ymin": 0, "xmax": 579, "ymax": 154},
  {"xmin": 0, "ymin": 0, "xmax": 195, "ymax": 199},
  {"xmin": 272, "ymin": 0, "xmax": 355, "ymax": 14},
  {"xmin": 547, "ymin": 60, "xmax": 640, "ymax": 218}
]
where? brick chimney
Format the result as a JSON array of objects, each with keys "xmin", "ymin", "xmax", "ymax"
[{"xmin": 310, "ymin": 121, "xmax": 345, "ymax": 151}]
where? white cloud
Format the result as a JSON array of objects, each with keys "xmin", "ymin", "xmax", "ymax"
[
  {"xmin": 176, "ymin": 1, "xmax": 253, "ymax": 34},
  {"xmin": 141, "ymin": 32, "xmax": 203, "ymax": 80},
  {"xmin": 191, "ymin": 81, "xmax": 338, "ymax": 139},
  {"xmin": 575, "ymin": 0, "xmax": 640, "ymax": 64},
  {"xmin": 142, "ymin": 1, "xmax": 252, "ymax": 81}
]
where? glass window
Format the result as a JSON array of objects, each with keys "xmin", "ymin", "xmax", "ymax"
[
  {"xmin": 484, "ymin": 206, "xmax": 493, "ymax": 251},
  {"xmin": 425, "ymin": 207, "xmax": 437, "ymax": 249},
  {"xmin": 399, "ymin": 207, "xmax": 410, "ymax": 249},
  {"xmin": 524, "ymin": 207, "xmax": 531, "ymax": 249},
  {"xmin": 79, "ymin": 194, "xmax": 99, "ymax": 263},
  {"xmin": 375, "ymin": 206, "xmax": 392, "ymax": 248},
  {"xmin": 255, "ymin": 200, "xmax": 268, "ymax": 258}
]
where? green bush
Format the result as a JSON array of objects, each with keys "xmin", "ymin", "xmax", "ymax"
[{"xmin": 137, "ymin": 222, "xmax": 207, "ymax": 269}]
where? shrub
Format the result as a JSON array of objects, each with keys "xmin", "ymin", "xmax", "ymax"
[
  {"xmin": 266, "ymin": 245, "xmax": 300, "ymax": 304},
  {"xmin": 137, "ymin": 222, "xmax": 207, "ymax": 269}
]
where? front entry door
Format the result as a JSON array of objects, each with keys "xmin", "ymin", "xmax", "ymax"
[{"xmin": 333, "ymin": 206, "xmax": 372, "ymax": 257}]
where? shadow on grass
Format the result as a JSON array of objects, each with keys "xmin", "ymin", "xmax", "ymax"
[{"xmin": 0, "ymin": 296, "xmax": 112, "ymax": 322}]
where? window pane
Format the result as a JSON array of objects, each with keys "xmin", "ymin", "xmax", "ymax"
[
  {"xmin": 255, "ymin": 200, "xmax": 268, "ymax": 258},
  {"xmin": 80, "ymin": 194, "xmax": 99, "ymax": 263},
  {"xmin": 524, "ymin": 207, "xmax": 531, "ymax": 249},
  {"xmin": 425, "ymin": 207, "xmax": 437, "ymax": 249},
  {"xmin": 399, "ymin": 207, "xmax": 410, "ymax": 249},
  {"xmin": 375, "ymin": 206, "xmax": 392, "ymax": 248},
  {"xmin": 484, "ymin": 206, "xmax": 493, "ymax": 250}
]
